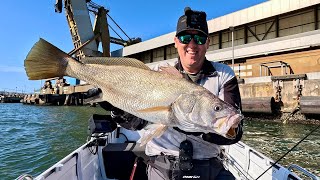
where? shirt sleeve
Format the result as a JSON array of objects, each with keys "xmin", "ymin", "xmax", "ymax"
[
  {"xmin": 221, "ymin": 76, "xmax": 242, "ymax": 110},
  {"xmin": 203, "ymin": 71, "xmax": 243, "ymax": 145}
]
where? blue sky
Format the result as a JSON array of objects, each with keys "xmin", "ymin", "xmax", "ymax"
[{"xmin": 0, "ymin": 0, "xmax": 266, "ymax": 93}]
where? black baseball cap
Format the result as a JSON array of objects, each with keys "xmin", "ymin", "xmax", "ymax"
[{"xmin": 176, "ymin": 7, "xmax": 209, "ymax": 36}]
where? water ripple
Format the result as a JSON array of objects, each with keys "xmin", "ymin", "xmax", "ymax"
[
  {"xmin": 243, "ymin": 120, "xmax": 320, "ymax": 176},
  {"xmin": 0, "ymin": 103, "xmax": 106, "ymax": 180}
]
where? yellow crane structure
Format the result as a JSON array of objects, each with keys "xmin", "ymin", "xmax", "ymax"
[{"xmin": 23, "ymin": 0, "xmax": 141, "ymax": 106}]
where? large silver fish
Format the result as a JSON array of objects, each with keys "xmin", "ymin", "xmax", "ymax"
[{"xmin": 24, "ymin": 38, "xmax": 243, "ymax": 144}]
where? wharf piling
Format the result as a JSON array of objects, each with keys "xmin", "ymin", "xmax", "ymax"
[
  {"xmin": 23, "ymin": 78, "xmax": 94, "ymax": 106},
  {"xmin": 0, "ymin": 96, "xmax": 23, "ymax": 103},
  {"xmin": 0, "ymin": 92, "xmax": 24, "ymax": 103},
  {"xmin": 239, "ymin": 72, "xmax": 320, "ymax": 120}
]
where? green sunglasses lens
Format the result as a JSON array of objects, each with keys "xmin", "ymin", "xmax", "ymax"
[
  {"xmin": 193, "ymin": 35, "xmax": 207, "ymax": 45},
  {"xmin": 179, "ymin": 35, "xmax": 192, "ymax": 44},
  {"xmin": 178, "ymin": 34, "xmax": 207, "ymax": 45}
]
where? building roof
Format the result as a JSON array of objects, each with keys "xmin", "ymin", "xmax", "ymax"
[{"xmin": 114, "ymin": 0, "xmax": 320, "ymax": 57}]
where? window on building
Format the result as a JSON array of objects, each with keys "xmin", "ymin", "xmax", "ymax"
[
  {"xmin": 279, "ymin": 9, "xmax": 315, "ymax": 37},
  {"xmin": 166, "ymin": 44, "xmax": 178, "ymax": 60},
  {"xmin": 153, "ymin": 47, "xmax": 164, "ymax": 62},
  {"xmin": 221, "ymin": 28, "xmax": 245, "ymax": 48},
  {"xmin": 141, "ymin": 51, "xmax": 151, "ymax": 63},
  {"xmin": 247, "ymin": 19, "xmax": 276, "ymax": 43},
  {"xmin": 208, "ymin": 33, "xmax": 219, "ymax": 51}
]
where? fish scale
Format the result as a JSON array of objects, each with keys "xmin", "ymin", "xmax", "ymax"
[{"xmin": 66, "ymin": 61, "xmax": 191, "ymax": 122}]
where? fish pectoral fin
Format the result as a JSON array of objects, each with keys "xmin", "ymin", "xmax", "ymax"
[
  {"xmin": 137, "ymin": 106, "xmax": 170, "ymax": 113},
  {"xmin": 139, "ymin": 124, "xmax": 167, "ymax": 146}
]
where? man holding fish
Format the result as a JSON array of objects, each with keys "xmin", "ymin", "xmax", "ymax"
[
  {"xmin": 24, "ymin": 7, "xmax": 243, "ymax": 180},
  {"xmin": 111, "ymin": 7, "xmax": 243, "ymax": 180}
]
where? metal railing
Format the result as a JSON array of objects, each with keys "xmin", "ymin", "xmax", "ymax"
[{"xmin": 259, "ymin": 61, "xmax": 293, "ymax": 76}]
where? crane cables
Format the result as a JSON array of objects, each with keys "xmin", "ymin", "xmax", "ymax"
[
  {"xmin": 106, "ymin": 14, "xmax": 132, "ymax": 42},
  {"xmin": 87, "ymin": 1, "xmax": 132, "ymax": 42},
  {"xmin": 87, "ymin": 1, "xmax": 102, "ymax": 10}
]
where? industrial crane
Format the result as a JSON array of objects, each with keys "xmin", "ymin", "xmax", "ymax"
[
  {"xmin": 54, "ymin": 0, "xmax": 141, "ymax": 84},
  {"xmin": 23, "ymin": 0, "xmax": 141, "ymax": 105}
]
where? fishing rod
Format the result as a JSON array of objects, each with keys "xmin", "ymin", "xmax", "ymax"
[{"xmin": 256, "ymin": 123, "xmax": 320, "ymax": 180}]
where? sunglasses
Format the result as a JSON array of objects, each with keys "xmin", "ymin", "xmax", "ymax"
[{"xmin": 177, "ymin": 34, "xmax": 207, "ymax": 45}]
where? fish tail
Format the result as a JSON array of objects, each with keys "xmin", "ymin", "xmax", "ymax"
[{"xmin": 24, "ymin": 38, "xmax": 75, "ymax": 80}]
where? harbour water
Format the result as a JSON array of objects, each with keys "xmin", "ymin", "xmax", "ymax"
[{"xmin": 0, "ymin": 103, "xmax": 319, "ymax": 180}]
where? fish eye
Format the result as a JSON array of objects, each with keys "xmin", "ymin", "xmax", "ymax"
[{"xmin": 214, "ymin": 105, "xmax": 222, "ymax": 111}]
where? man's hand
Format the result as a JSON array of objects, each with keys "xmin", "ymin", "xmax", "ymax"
[
  {"xmin": 86, "ymin": 88, "xmax": 114, "ymax": 110},
  {"xmin": 111, "ymin": 107, "xmax": 148, "ymax": 131},
  {"xmin": 87, "ymin": 87, "xmax": 101, "ymax": 98},
  {"xmin": 86, "ymin": 88, "xmax": 148, "ymax": 130}
]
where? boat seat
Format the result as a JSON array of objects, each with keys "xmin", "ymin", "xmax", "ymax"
[{"xmin": 102, "ymin": 143, "xmax": 148, "ymax": 180}]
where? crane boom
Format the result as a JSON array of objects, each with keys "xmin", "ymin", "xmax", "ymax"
[
  {"xmin": 54, "ymin": 0, "xmax": 141, "ymax": 84},
  {"xmin": 65, "ymin": 0, "xmax": 100, "ymax": 59}
]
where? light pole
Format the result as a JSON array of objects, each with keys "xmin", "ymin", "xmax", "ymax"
[{"xmin": 229, "ymin": 26, "xmax": 235, "ymax": 72}]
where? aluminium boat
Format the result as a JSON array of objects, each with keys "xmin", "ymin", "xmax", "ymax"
[{"xmin": 17, "ymin": 114, "xmax": 319, "ymax": 180}]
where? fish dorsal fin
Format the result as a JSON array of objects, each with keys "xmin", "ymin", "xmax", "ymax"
[
  {"xmin": 139, "ymin": 124, "xmax": 167, "ymax": 146},
  {"xmin": 81, "ymin": 57, "xmax": 150, "ymax": 70},
  {"xmin": 159, "ymin": 65, "xmax": 183, "ymax": 78},
  {"xmin": 137, "ymin": 106, "xmax": 170, "ymax": 113}
]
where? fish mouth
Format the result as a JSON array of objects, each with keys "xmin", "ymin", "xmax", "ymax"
[
  {"xmin": 213, "ymin": 113, "xmax": 243, "ymax": 136},
  {"xmin": 229, "ymin": 113, "xmax": 243, "ymax": 128}
]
